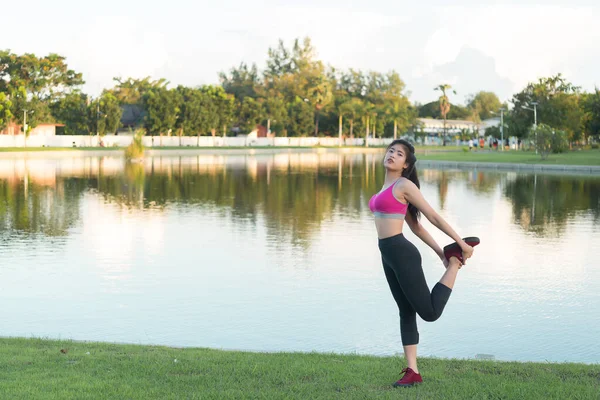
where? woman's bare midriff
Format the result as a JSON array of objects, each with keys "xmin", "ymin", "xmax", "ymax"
[{"xmin": 374, "ymin": 218, "xmax": 405, "ymax": 239}]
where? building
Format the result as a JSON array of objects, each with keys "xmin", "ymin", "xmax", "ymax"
[
  {"xmin": 120, "ymin": 104, "xmax": 146, "ymax": 130},
  {"xmin": 415, "ymin": 117, "xmax": 501, "ymax": 137},
  {"xmin": 416, "ymin": 118, "xmax": 483, "ymax": 136},
  {"xmin": 0, "ymin": 123, "xmax": 64, "ymax": 136}
]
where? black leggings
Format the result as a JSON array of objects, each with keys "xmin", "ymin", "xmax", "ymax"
[{"xmin": 378, "ymin": 233, "xmax": 452, "ymax": 346}]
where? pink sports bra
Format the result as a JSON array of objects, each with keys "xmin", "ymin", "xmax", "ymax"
[{"xmin": 369, "ymin": 180, "xmax": 409, "ymax": 219}]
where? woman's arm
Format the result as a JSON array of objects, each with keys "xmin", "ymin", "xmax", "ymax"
[
  {"xmin": 398, "ymin": 179, "xmax": 473, "ymax": 260},
  {"xmin": 405, "ymin": 212, "xmax": 446, "ymax": 264}
]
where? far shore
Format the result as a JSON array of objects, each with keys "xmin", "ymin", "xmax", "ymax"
[{"xmin": 1, "ymin": 146, "xmax": 599, "ymax": 174}]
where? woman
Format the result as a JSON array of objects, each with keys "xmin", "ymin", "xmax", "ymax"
[{"xmin": 369, "ymin": 139, "xmax": 479, "ymax": 387}]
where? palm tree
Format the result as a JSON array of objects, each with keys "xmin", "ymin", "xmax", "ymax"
[
  {"xmin": 346, "ymin": 98, "xmax": 363, "ymax": 140},
  {"xmin": 385, "ymin": 96, "xmax": 411, "ymax": 140},
  {"xmin": 305, "ymin": 71, "xmax": 333, "ymax": 136},
  {"xmin": 360, "ymin": 101, "xmax": 375, "ymax": 147},
  {"xmin": 336, "ymin": 97, "xmax": 354, "ymax": 147},
  {"xmin": 435, "ymin": 84, "xmax": 456, "ymax": 145}
]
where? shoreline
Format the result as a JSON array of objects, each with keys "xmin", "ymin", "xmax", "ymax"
[
  {"xmin": 1, "ymin": 146, "xmax": 599, "ymax": 174},
  {"xmin": 0, "ymin": 336, "xmax": 594, "ymax": 365},
  {"xmin": 416, "ymin": 159, "xmax": 600, "ymax": 173},
  {"xmin": 1, "ymin": 337, "xmax": 597, "ymax": 399}
]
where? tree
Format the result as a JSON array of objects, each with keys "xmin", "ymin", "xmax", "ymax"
[
  {"xmin": 175, "ymin": 86, "xmax": 205, "ymax": 139},
  {"xmin": 334, "ymin": 91, "xmax": 353, "ymax": 142},
  {"xmin": 466, "ymin": 91, "xmax": 502, "ymax": 121},
  {"xmin": 219, "ymin": 92, "xmax": 236, "ymax": 137},
  {"xmin": 0, "ymin": 51, "xmax": 83, "ymax": 132},
  {"xmin": 0, "ymin": 92, "xmax": 13, "ymax": 130},
  {"xmin": 417, "ymin": 101, "xmax": 470, "ymax": 120},
  {"xmin": 345, "ymin": 98, "xmax": 364, "ymax": 139},
  {"xmin": 527, "ymin": 123, "xmax": 568, "ymax": 159},
  {"xmin": 238, "ymin": 97, "xmax": 264, "ymax": 134},
  {"xmin": 385, "ymin": 96, "xmax": 412, "ymax": 140},
  {"xmin": 435, "ymin": 84, "xmax": 456, "ymax": 145},
  {"xmin": 286, "ymin": 97, "xmax": 313, "ymax": 137},
  {"xmin": 12, "ymin": 92, "xmax": 54, "ymax": 133},
  {"xmin": 304, "ymin": 66, "xmax": 333, "ymax": 136},
  {"xmin": 95, "ymin": 92, "xmax": 123, "ymax": 135},
  {"xmin": 0, "ymin": 51, "xmax": 84, "ymax": 101},
  {"xmin": 581, "ymin": 89, "xmax": 600, "ymax": 143},
  {"xmin": 261, "ymin": 94, "xmax": 287, "ymax": 136},
  {"xmin": 219, "ymin": 63, "xmax": 261, "ymax": 103},
  {"xmin": 51, "ymin": 92, "xmax": 89, "ymax": 135},
  {"xmin": 144, "ymin": 88, "xmax": 181, "ymax": 136},
  {"xmin": 202, "ymin": 85, "xmax": 235, "ymax": 137},
  {"xmin": 360, "ymin": 101, "xmax": 375, "ymax": 147},
  {"xmin": 509, "ymin": 74, "xmax": 583, "ymax": 144},
  {"xmin": 264, "ymin": 37, "xmax": 316, "ymax": 78},
  {"xmin": 110, "ymin": 77, "xmax": 168, "ymax": 105}
]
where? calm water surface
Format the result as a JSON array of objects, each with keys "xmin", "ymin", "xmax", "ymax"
[{"xmin": 1, "ymin": 152, "xmax": 599, "ymax": 363}]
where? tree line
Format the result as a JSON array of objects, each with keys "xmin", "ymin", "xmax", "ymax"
[{"xmin": 1, "ymin": 38, "xmax": 600, "ymax": 145}]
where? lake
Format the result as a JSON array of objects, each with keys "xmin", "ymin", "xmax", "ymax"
[{"xmin": 1, "ymin": 151, "xmax": 599, "ymax": 363}]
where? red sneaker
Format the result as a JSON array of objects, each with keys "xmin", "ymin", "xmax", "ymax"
[
  {"xmin": 392, "ymin": 368, "xmax": 423, "ymax": 387},
  {"xmin": 443, "ymin": 236, "xmax": 480, "ymax": 265}
]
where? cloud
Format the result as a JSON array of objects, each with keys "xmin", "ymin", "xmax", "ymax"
[
  {"xmin": 410, "ymin": 46, "xmax": 515, "ymax": 104},
  {"xmin": 2, "ymin": 1, "xmax": 599, "ymax": 103},
  {"xmin": 425, "ymin": 5, "xmax": 600, "ymax": 94},
  {"xmin": 65, "ymin": 17, "xmax": 170, "ymax": 94}
]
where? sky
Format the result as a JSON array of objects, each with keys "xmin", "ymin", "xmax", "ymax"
[{"xmin": 3, "ymin": 0, "xmax": 600, "ymax": 105}]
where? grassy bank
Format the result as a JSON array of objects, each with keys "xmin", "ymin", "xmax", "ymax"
[
  {"xmin": 0, "ymin": 338, "xmax": 598, "ymax": 399},
  {"xmin": 417, "ymin": 149, "xmax": 600, "ymax": 166}
]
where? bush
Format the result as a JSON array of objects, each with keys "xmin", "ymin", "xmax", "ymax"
[
  {"xmin": 592, "ymin": 143, "xmax": 599, "ymax": 149},
  {"xmin": 551, "ymin": 131, "xmax": 569, "ymax": 154},
  {"xmin": 125, "ymin": 129, "xmax": 145, "ymax": 160},
  {"xmin": 527, "ymin": 124, "xmax": 568, "ymax": 159}
]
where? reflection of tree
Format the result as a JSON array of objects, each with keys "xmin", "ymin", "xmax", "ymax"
[
  {"xmin": 419, "ymin": 170, "xmax": 452, "ymax": 209},
  {"xmin": 0, "ymin": 178, "xmax": 83, "ymax": 237},
  {"xmin": 3, "ymin": 155, "xmax": 599, "ymax": 245},
  {"xmin": 79, "ymin": 156, "xmax": 387, "ymax": 246},
  {"xmin": 420, "ymin": 169, "xmax": 503, "ymax": 207},
  {"xmin": 504, "ymin": 174, "xmax": 600, "ymax": 237},
  {"xmin": 466, "ymin": 171, "xmax": 502, "ymax": 195},
  {"xmin": 94, "ymin": 162, "xmax": 148, "ymax": 209}
]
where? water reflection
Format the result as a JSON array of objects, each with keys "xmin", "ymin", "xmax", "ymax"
[
  {"xmin": 504, "ymin": 174, "xmax": 600, "ymax": 236},
  {"xmin": 0, "ymin": 154, "xmax": 599, "ymax": 241},
  {"xmin": 2, "ymin": 153, "xmax": 600, "ymax": 362}
]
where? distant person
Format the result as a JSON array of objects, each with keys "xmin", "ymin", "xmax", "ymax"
[
  {"xmin": 369, "ymin": 139, "xmax": 479, "ymax": 388},
  {"xmin": 479, "ymin": 138, "xmax": 484, "ymax": 149},
  {"xmin": 468, "ymin": 139, "xmax": 473, "ymax": 151}
]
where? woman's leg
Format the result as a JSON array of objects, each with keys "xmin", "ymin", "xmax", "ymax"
[
  {"xmin": 381, "ymin": 237, "xmax": 453, "ymax": 323},
  {"xmin": 382, "ymin": 259, "xmax": 419, "ymax": 373},
  {"xmin": 439, "ymin": 256, "xmax": 462, "ymax": 289},
  {"xmin": 403, "ymin": 345, "xmax": 418, "ymax": 373}
]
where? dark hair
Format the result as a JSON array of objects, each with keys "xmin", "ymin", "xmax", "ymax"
[{"xmin": 385, "ymin": 139, "xmax": 421, "ymax": 220}]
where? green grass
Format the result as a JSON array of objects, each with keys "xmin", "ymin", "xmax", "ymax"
[
  {"xmin": 418, "ymin": 149, "xmax": 600, "ymax": 166},
  {"xmin": 0, "ymin": 338, "xmax": 598, "ymax": 399}
]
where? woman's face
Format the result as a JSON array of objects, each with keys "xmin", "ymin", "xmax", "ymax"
[{"xmin": 384, "ymin": 144, "xmax": 409, "ymax": 172}]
